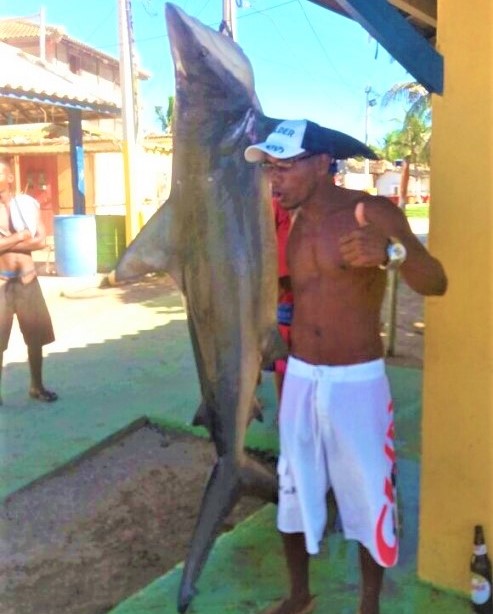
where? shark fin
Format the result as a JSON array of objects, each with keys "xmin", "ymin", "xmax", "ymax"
[{"xmin": 114, "ymin": 198, "xmax": 183, "ymax": 291}]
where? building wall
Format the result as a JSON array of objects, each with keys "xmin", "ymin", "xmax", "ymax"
[
  {"xmin": 56, "ymin": 155, "xmax": 72, "ymax": 216},
  {"xmin": 418, "ymin": 0, "xmax": 493, "ymax": 594},
  {"xmin": 92, "ymin": 149, "xmax": 173, "ymax": 225},
  {"xmin": 6, "ymin": 36, "xmax": 121, "ymax": 104},
  {"xmin": 56, "ymin": 153, "xmax": 95, "ymax": 216},
  {"xmin": 376, "ymin": 171, "xmax": 430, "ymax": 201}
]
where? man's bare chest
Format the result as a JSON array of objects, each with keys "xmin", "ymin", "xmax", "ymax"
[{"xmin": 288, "ymin": 211, "xmax": 356, "ymax": 273}]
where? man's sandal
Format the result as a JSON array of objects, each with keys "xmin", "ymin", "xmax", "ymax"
[
  {"xmin": 29, "ymin": 389, "xmax": 59, "ymax": 402},
  {"xmin": 260, "ymin": 595, "xmax": 316, "ymax": 614}
]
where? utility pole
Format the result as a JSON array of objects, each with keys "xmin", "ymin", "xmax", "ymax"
[
  {"xmin": 221, "ymin": 0, "xmax": 237, "ymax": 40},
  {"xmin": 118, "ymin": 0, "xmax": 140, "ymax": 243},
  {"xmin": 364, "ymin": 85, "xmax": 377, "ymax": 175},
  {"xmin": 39, "ymin": 6, "xmax": 46, "ymax": 61}
]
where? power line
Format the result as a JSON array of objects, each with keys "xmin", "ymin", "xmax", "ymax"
[
  {"xmin": 294, "ymin": 0, "xmax": 357, "ymax": 97},
  {"xmin": 83, "ymin": 6, "xmax": 117, "ymax": 44}
]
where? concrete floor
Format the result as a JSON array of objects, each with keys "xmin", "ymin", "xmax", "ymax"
[{"xmin": 1, "ymin": 274, "xmax": 470, "ymax": 613}]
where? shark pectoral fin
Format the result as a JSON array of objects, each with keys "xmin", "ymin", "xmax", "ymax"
[
  {"xmin": 191, "ymin": 400, "xmax": 214, "ymax": 439},
  {"xmin": 261, "ymin": 326, "xmax": 288, "ymax": 369},
  {"xmin": 178, "ymin": 458, "xmax": 241, "ymax": 613},
  {"xmin": 241, "ymin": 455, "xmax": 278, "ymax": 503},
  {"xmin": 252, "ymin": 395, "xmax": 264, "ymax": 423},
  {"xmin": 191, "ymin": 400, "xmax": 207, "ymax": 426},
  {"xmin": 114, "ymin": 198, "xmax": 183, "ymax": 290}
]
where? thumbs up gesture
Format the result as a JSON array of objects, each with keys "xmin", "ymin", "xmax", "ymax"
[
  {"xmin": 339, "ymin": 201, "xmax": 388, "ymax": 268},
  {"xmin": 354, "ymin": 201, "xmax": 368, "ymax": 228}
]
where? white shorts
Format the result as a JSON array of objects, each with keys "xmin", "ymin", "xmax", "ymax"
[{"xmin": 277, "ymin": 356, "xmax": 399, "ymax": 568}]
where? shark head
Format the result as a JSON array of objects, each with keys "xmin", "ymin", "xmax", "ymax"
[{"xmin": 165, "ymin": 3, "xmax": 261, "ymax": 128}]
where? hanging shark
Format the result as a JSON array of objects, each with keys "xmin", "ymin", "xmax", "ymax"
[{"xmin": 114, "ymin": 3, "xmax": 377, "ymax": 611}]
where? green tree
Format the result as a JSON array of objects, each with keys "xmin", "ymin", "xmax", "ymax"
[
  {"xmin": 154, "ymin": 95, "xmax": 175, "ymax": 132},
  {"xmin": 381, "ymin": 81, "xmax": 431, "ymax": 125},
  {"xmin": 377, "ymin": 114, "xmax": 430, "ymax": 166},
  {"xmin": 372, "ymin": 129, "xmax": 406, "ymax": 161},
  {"xmin": 380, "ymin": 81, "xmax": 432, "ymax": 206}
]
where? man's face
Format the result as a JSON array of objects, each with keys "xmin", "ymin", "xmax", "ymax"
[
  {"xmin": 0, "ymin": 163, "xmax": 13, "ymax": 194},
  {"xmin": 260, "ymin": 152, "xmax": 328, "ymax": 210}
]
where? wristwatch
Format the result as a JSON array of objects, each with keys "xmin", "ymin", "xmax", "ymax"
[{"xmin": 379, "ymin": 237, "xmax": 407, "ymax": 270}]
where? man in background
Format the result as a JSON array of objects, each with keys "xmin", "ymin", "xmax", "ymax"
[{"xmin": 0, "ymin": 157, "xmax": 58, "ymax": 405}]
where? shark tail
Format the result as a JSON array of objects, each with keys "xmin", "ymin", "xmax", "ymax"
[
  {"xmin": 192, "ymin": 395, "xmax": 264, "ymax": 431},
  {"xmin": 178, "ymin": 455, "xmax": 277, "ymax": 612}
]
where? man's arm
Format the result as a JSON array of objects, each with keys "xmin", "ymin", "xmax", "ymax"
[
  {"xmin": 339, "ymin": 198, "xmax": 447, "ymax": 297},
  {"xmin": 11, "ymin": 232, "xmax": 46, "ymax": 253},
  {"xmin": 0, "ymin": 229, "xmax": 32, "ymax": 254},
  {"xmin": 10, "ymin": 209, "xmax": 47, "ymax": 253}
]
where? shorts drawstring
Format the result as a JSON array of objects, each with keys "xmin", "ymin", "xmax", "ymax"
[{"xmin": 312, "ymin": 368, "xmax": 324, "ymax": 465}]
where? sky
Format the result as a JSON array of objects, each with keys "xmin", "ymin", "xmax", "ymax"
[{"xmin": 0, "ymin": 0, "xmax": 414, "ymax": 145}]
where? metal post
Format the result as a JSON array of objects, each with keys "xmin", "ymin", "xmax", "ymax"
[
  {"xmin": 364, "ymin": 86, "xmax": 376, "ymax": 176},
  {"xmin": 385, "ymin": 269, "xmax": 399, "ymax": 356},
  {"xmin": 39, "ymin": 7, "xmax": 46, "ymax": 61},
  {"xmin": 222, "ymin": 0, "xmax": 237, "ymax": 40},
  {"xmin": 68, "ymin": 109, "xmax": 86, "ymax": 215},
  {"xmin": 118, "ymin": 0, "xmax": 140, "ymax": 243}
]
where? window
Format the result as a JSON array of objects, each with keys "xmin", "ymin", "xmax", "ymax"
[{"xmin": 69, "ymin": 54, "xmax": 81, "ymax": 75}]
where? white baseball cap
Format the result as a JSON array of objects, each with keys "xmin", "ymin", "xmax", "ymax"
[
  {"xmin": 244, "ymin": 119, "xmax": 310, "ymax": 162},
  {"xmin": 244, "ymin": 118, "xmax": 378, "ymax": 162}
]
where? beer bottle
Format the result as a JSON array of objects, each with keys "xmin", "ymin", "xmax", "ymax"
[{"xmin": 471, "ymin": 525, "xmax": 493, "ymax": 613}]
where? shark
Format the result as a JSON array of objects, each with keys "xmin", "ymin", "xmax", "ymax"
[{"xmin": 114, "ymin": 3, "xmax": 377, "ymax": 611}]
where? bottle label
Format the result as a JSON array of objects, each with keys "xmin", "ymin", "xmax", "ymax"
[
  {"xmin": 471, "ymin": 574, "xmax": 492, "ymax": 605},
  {"xmin": 474, "ymin": 545, "xmax": 488, "ymax": 556}
]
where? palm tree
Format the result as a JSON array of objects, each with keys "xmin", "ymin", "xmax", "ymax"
[
  {"xmin": 396, "ymin": 113, "xmax": 431, "ymax": 166},
  {"xmin": 381, "ymin": 81, "xmax": 431, "ymax": 125},
  {"xmin": 381, "ymin": 81, "xmax": 432, "ymax": 206}
]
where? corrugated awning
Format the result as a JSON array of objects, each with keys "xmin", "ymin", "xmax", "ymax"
[{"xmin": 0, "ymin": 122, "xmax": 173, "ymax": 155}]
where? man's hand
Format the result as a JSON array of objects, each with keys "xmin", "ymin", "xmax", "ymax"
[
  {"xmin": 339, "ymin": 202, "xmax": 388, "ymax": 268},
  {"xmin": 18, "ymin": 229, "xmax": 32, "ymax": 241}
]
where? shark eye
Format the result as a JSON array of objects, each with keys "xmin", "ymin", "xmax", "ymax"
[{"xmin": 199, "ymin": 47, "xmax": 209, "ymax": 59}]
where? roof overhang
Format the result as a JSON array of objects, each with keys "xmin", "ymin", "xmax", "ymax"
[
  {"xmin": 0, "ymin": 122, "xmax": 173, "ymax": 155},
  {"xmin": 0, "ymin": 90, "xmax": 119, "ymax": 124},
  {"xmin": 308, "ymin": 0, "xmax": 442, "ymax": 93}
]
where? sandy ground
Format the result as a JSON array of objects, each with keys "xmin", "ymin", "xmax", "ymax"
[
  {"xmin": 0, "ymin": 273, "xmax": 424, "ymax": 614},
  {"xmin": 0, "ymin": 422, "xmax": 271, "ymax": 614}
]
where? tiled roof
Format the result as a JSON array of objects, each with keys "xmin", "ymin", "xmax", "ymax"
[
  {"xmin": 0, "ymin": 18, "xmax": 61, "ymax": 38},
  {"xmin": 0, "ymin": 17, "xmax": 119, "ymax": 65},
  {"xmin": 0, "ymin": 42, "xmax": 120, "ymax": 123},
  {"xmin": 0, "ymin": 17, "xmax": 150, "ymax": 78}
]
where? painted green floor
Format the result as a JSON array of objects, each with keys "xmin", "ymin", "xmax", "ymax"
[{"xmin": 0, "ymin": 278, "xmax": 470, "ymax": 613}]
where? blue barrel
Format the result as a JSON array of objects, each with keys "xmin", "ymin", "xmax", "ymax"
[{"xmin": 54, "ymin": 215, "xmax": 97, "ymax": 277}]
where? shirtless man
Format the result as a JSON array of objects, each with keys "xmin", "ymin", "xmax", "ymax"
[
  {"xmin": 0, "ymin": 157, "xmax": 58, "ymax": 405},
  {"xmin": 245, "ymin": 120, "xmax": 447, "ymax": 614}
]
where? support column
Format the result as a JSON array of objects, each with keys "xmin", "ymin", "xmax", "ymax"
[
  {"xmin": 418, "ymin": 0, "xmax": 493, "ymax": 593},
  {"xmin": 67, "ymin": 108, "xmax": 86, "ymax": 215}
]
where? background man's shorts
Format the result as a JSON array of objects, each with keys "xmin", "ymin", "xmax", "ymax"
[{"xmin": 0, "ymin": 278, "xmax": 55, "ymax": 351}]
